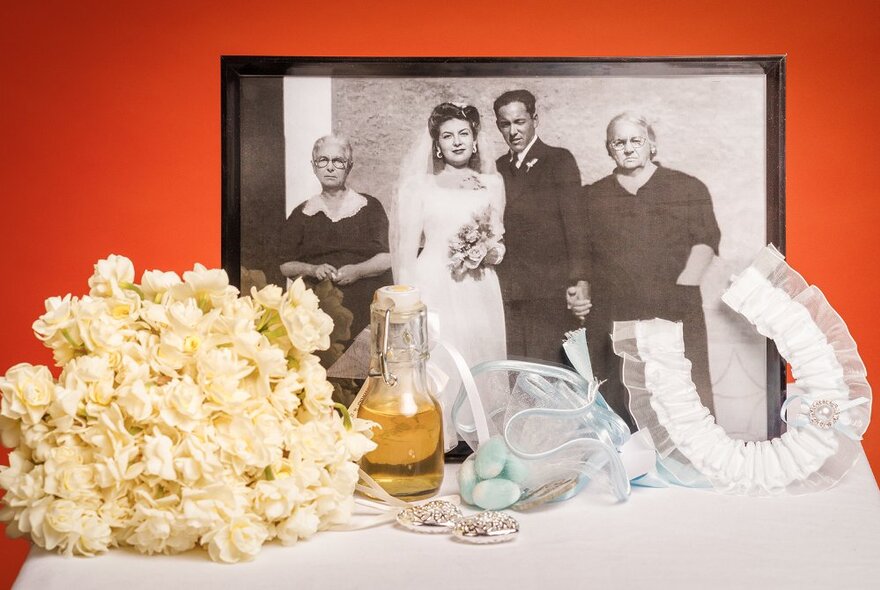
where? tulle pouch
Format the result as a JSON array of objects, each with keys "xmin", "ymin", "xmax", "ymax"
[{"xmin": 450, "ymin": 358, "xmax": 633, "ymax": 507}]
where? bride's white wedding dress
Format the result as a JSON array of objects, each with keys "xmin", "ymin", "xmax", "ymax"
[{"xmin": 393, "ymin": 171, "xmax": 508, "ymax": 448}]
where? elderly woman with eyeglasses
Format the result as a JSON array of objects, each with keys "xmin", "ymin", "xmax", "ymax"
[
  {"xmin": 279, "ymin": 134, "xmax": 393, "ymax": 348},
  {"xmin": 573, "ymin": 112, "xmax": 721, "ymax": 429}
]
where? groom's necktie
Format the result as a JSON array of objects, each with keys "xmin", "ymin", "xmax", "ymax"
[{"xmin": 509, "ymin": 157, "xmax": 519, "ymax": 176}]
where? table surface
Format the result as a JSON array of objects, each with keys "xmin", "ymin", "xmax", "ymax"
[{"xmin": 14, "ymin": 452, "xmax": 880, "ymax": 590}]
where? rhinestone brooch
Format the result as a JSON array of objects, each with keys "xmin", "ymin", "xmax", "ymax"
[
  {"xmin": 452, "ymin": 511, "xmax": 519, "ymax": 544},
  {"xmin": 808, "ymin": 399, "xmax": 840, "ymax": 430},
  {"xmin": 396, "ymin": 500, "xmax": 463, "ymax": 534}
]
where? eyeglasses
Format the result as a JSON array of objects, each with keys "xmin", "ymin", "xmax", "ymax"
[
  {"xmin": 313, "ymin": 157, "xmax": 349, "ymax": 170},
  {"xmin": 609, "ymin": 137, "xmax": 647, "ymax": 152}
]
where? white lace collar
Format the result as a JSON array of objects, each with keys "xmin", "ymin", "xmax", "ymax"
[{"xmin": 301, "ymin": 189, "xmax": 368, "ymax": 222}]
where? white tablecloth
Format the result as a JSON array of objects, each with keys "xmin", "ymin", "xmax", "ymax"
[{"xmin": 15, "ymin": 452, "xmax": 880, "ymax": 590}]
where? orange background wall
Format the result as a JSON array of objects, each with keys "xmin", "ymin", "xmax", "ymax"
[{"xmin": 1, "ymin": 1, "xmax": 878, "ymax": 586}]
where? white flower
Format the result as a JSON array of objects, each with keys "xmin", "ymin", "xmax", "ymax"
[
  {"xmin": 1, "ymin": 256, "xmax": 368, "ymax": 562},
  {"xmin": 80, "ymin": 307, "xmax": 129, "ymax": 355},
  {"xmin": 269, "ymin": 373, "xmax": 304, "ymax": 414},
  {"xmin": 61, "ymin": 355, "xmax": 115, "ymax": 410},
  {"xmin": 75, "ymin": 510, "xmax": 113, "ymax": 556},
  {"xmin": 20, "ymin": 421, "xmax": 54, "ymax": 462},
  {"xmin": 0, "ymin": 363, "xmax": 56, "ymax": 425},
  {"xmin": 228, "ymin": 328, "xmax": 288, "ymax": 397},
  {"xmin": 42, "ymin": 498, "xmax": 84, "ymax": 553},
  {"xmin": 251, "ymin": 284, "xmax": 284, "ymax": 310},
  {"xmin": 214, "ymin": 415, "xmax": 272, "ymax": 474},
  {"xmin": 152, "ymin": 300, "xmax": 213, "ymax": 375},
  {"xmin": 275, "ymin": 505, "xmax": 320, "ymax": 546},
  {"xmin": 204, "ymin": 513, "xmax": 269, "ymax": 563},
  {"xmin": 98, "ymin": 494, "xmax": 133, "ymax": 528},
  {"xmin": 298, "ymin": 356, "xmax": 335, "ymax": 417},
  {"xmin": 286, "ymin": 420, "xmax": 344, "ymax": 466},
  {"xmin": 143, "ymin": 431, "xmax": 177, "ymax": 480},
  {"xmin": 158, "ymin": 377, "xmax": 204, "ymax": 431},
  {"xmin": 127, "ymin": 504, "xmax": 197, "ymax": 555},
  {"xmin": 254, "ymin": 476, "xmax": 300, "ymax": 521},
  {"xmin": 343, "ymin": 417, "xmax": 379, "ymax": 460},
  {"xmin": 320, "ymin": 493, "xmax": 355, "ymax": 527},
  {"xmin": 0, "ymin": 449, "xmax": 37, "ymax": 500},
  {"xmin": 44, "ymin": 460, "xmax": 97, "ymax": 503},
  {"xmin": 88, "ymin": 254, "xmax": 136, "ymax": 298},
  {"xmin": 1, "ymin": 463, "xmax": 48, "ymax": 545},
  {"xmin": 117, "ymin": 380, "xmax": 154, "ymax": 423},
  {"xmin": 79, "ymin": 404, "xmax": 135, "ymax": 458},
  {"xmin": 278, "ymin": 279, "xmax": 333, "ymax": 352},
  {"xmin": 32, "ymin": 295, "xmax": 77, "ymax": 360},
  {"xmin": 115, "ymin": 352, "xmax": 152, "ymax": 387},
  {"xmin": 172, "ymin": 263, "xmax": 239, "ymax": 310},
  {"xmin": 196, "ymin": 348, "xmax": 253, "ymax": 406},
  {"xmin": 47, "ymin": 386, "xmax": 84, "ymax": 432},
  {"xmin": 5, "ymin": 493, "xmax": 51, "ymax": 544},
  {"xmin": 180, "ymin": 484, "xmax": 237, "ymax": 531},
  {"xmin": 141, "ymin": 270, "xmax": 182, "ymax": 303},
  {"xmin": 219, "ymin": 297, "xmax": 262, "ymax": 330},
  {"xmin": 93, "ymin": 442, "xmax": 143, "ymax": 488},
  {"xmin": 173, "ymin": 436, "xmax": 222, "ymax": 485},
  {"xmin": 140, "ymin": 300, "xmax": 171, "ymax": 331},
  {"xmin": 252, "ymin": 406, "xmax": 285, "ymax": 451},
  {"xmin": 167, "ymin": 298, "xmax": 209, "ymax": 332}
]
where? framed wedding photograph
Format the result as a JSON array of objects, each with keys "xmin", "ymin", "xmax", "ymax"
[{"xmin": 221, "ymin": 56, "xmax": 786, "ymax": 441}]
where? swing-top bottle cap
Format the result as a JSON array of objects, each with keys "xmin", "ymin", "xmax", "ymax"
[{"xmin": 373, "ymin": 285, "xmax": 423, "ymax": 313}]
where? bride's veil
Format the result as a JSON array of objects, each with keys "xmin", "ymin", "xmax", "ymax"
[{"xmin": 389, "ymin": 115, "xmax": 501, "ymax": 285}]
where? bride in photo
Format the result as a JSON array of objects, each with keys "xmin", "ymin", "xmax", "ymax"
[{"xmin": 391, "ymin": 102, "xmax": 507, "ymax": 449}]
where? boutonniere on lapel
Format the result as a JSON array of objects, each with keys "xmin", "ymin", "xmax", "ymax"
[{"xmin": 525, "ymin": 158, "xmax": 539, "ymax": 173}]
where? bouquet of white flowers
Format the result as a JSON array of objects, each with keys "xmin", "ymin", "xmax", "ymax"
[
  {"xmin": 0, "ymin": 255, "xmax": 376, "ymax": 562},
  {"xmin": 448, "ymin": 206, "xmax": 505, "ymax": 278}
]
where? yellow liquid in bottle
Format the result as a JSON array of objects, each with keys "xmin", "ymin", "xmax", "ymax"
[{"xmin": 358, "ymin": 395, "xmax": 444, "ymax": 501}]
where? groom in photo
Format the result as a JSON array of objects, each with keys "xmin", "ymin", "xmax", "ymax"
[{"xmin": 493, "ymin": 89, "xmax": 589, "ymax": 362}]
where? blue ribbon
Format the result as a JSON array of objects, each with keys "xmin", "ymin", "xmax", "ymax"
[{"xmin": 452, "ymin": 358, "xmax": 633, "ymax": 502}]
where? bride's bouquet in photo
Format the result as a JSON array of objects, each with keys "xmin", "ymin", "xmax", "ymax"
[{"xmin": 448, "ymin": 207, "xmax": 505, "ymax": 278}]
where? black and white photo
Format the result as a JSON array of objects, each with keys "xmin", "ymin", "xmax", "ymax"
[{"xmin": 222, "ymin": 57, "xmax": 785, "ymax": 440}]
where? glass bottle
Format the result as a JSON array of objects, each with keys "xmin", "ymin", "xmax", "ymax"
[{"xmin": 355, "ymin": 285, "xmax": 444, "ymax": 500}]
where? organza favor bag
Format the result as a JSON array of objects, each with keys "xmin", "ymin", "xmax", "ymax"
[{"xmin": 451, "ymin": 358, "xmax": 633, "ymax": 505}]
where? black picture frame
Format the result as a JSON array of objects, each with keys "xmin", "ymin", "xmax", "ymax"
[{"xmin": 221, "ymin": 55, "xmax": 786, "ymax": 439}]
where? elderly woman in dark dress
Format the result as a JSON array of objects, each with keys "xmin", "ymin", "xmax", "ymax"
[
  {"xmin": 575, "ymin": 113, "xmax": 720, "ymax": 429},
  {"xmin": 279, "ymin": 134, "xmax": 393, "ymax": 351}
]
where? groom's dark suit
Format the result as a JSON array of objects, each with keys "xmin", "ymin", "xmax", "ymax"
[{"xmin": 495, "ymin": 138, "xmax": 589, "ymax": 362}]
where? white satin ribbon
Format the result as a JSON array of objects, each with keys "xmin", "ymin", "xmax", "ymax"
[
  {"xmin": 330, "ymin": 468, "xmax": 462, "ymax": 531},
  {"xmin": 426, "ymin": 312, "xmax": 492, "ymax": 446}
]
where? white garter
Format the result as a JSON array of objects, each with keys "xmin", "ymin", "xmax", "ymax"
[{"xmin": 612, "ymin": 245, "xmax": 871, "ymax": 495}]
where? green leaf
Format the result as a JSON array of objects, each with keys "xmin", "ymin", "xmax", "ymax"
[
  {"xmin": 333, "ymin": 403, "xmax": 352, "ymax": 430},
  {"xmin": 119, "ymin": 281, "xmax": 145, "ymax": 299},
  {"xmin": 60, "ymin": 329, "xmax": 79, "ymax": 348}
]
